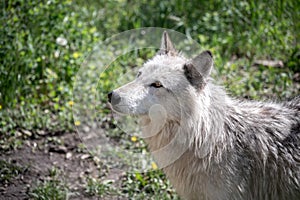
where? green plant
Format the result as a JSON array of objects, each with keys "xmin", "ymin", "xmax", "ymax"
[
  {"xmin": 121, "ymin": 170, "xmax": 180, "ymax": 199},
  {"xmin": 30, "ymin": 167, "xmax": 69, "ymax": 200},
  {"xmin": 0, "ymin": 160, "xmax": 23, "ymax": 183},
  {"xmin": 85, "ymin": 177, "xmax": 117, "ymax": 197}
]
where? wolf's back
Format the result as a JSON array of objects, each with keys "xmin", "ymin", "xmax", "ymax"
[{"xmin": 285, "ymin": 95, "xmax": 300, "ymax": 111}]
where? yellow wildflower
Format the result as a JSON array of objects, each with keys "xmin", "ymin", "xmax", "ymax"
[
  {"xmin": 151, "ymin": 162, "xmax": 158, "ymax": 170},
  {"xmin": 68, "ymin": 101, "xmax": 74, "ymax": 106},
  {"xmin": 0, "ymin": 105, "xmax": 2, "ymax": 110},
  {"xmin": 73, "ymin": 52, "xmax": 80, "ymax": 59},
  {"xmin": 74, "ymin": 121, "xmax": 81, "ymax": 126},
  {"xmin": 131, "ymin": 136, "xmax": 137, "ymax": 142},
  {"xmin": 89, "ymin": 27, "xmax": 97, "ymax": 34}
]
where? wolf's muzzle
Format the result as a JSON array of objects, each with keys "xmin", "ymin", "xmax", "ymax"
[{"xmin": 108, "ymin": 91, "xmax": 121, "ymax": 105}]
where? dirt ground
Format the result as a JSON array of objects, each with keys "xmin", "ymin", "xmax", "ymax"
[{"xmin": 0, "ymin": 131, "xmax": 124, "ymax": 200}]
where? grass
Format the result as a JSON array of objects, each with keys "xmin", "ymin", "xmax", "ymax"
[
  {"xmin": 217, "ymin": 58, "xmax": 298, "ymax": 100},
  {"xmin": 30, "ymin": 180, "xmax": 69, "ymax": 200},
  {"xmin": 85, "ymin": 178, "xmax": 117, "ymax": 197},
  {"xmin": 120, "ymin": 171, "xmax": 180, "ymax": 200},
  {"xmin": 30, "ymin": 168, "xmax": 70, "ymax": 200},
  {"xmin": 0, "ymin": 160, "xmax": 23, "ymax": 184}
]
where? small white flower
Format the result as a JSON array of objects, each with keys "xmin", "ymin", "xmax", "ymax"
[
  {"xmin": 56, "ymin": 37, "xmax": 68, "ymax": 46},
  {"xmin": 54, "ymin": 50, "xmax": 60, "ymax": 58}
]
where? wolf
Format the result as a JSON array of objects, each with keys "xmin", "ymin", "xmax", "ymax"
[{"xmin": 108, "ymin": 31, "xmax": 300, "ymax": 200}]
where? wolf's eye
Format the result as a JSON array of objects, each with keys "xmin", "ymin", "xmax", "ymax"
[{"xmin": 150, "ymin": 81, "xmax": 163, "ymax": 88}]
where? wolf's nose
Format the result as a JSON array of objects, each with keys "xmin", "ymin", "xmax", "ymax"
[
  {"xmin": 108, "ymin": 91, "xmax": 113, "ymax": 103},
  {"xmin": 108, "ymin": 91, "xmax": 121, "ymax": 105}
]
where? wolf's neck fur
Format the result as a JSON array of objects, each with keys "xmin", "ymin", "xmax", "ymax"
[{"xmin": 143, "ymin": 82, "xmax": 233, "ymax": 166}]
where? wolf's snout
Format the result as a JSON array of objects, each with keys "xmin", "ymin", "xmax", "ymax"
[
  {"xmin": 108, "ymin": 91, "xmax": 113, "ymax": 103},
  {"xmin": 107, "ymin": 91, "xmax": 121, "ymax": 105}
]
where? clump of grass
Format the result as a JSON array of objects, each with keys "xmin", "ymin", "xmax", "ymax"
[
  {"xmin": 85, "ymin": 177, "xmax": 117, "ymax": 197},
  {"xmin": 30, "ymin": 167, "xmax": 69, "ymax": 200},
  {"xmin": 0, "ymin": 160, "xmax": 22, "ymax": 184},
  {"xmin": 121, "ymin": 170, "xmax": 180, "ymax": 200}
]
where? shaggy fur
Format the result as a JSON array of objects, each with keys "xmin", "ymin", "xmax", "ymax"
[{"xmin": 108, "ymin": 32, "xmax": 300, "ymax": 200}]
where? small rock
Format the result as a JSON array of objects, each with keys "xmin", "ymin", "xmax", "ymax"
[
  {"xmin": 83, "ymin": 126, "xmax": 90, "ymax": 133},
  {"xmin": 253, "ymin": 60, "xmax": 284, "ymax": 68},
  {"xmin": 93, "ymin": 157, "xmax": 100, "ymax": 165},
  {"xmin": 66, "ymin": 152, "xmax": 72, "ymax": 159},
  {"xmin": 103, "ymin": 179, "xmax": 114, "ymax": 184},
  {"xmin": 32, "ymin": 142, "xmax": 37, "ymax": 152},
  {"xmin": 36, "ymin": 130, "xmax": 47, "ymax": 136},
  {"xmin": 49, "ymin": 145, "xmax": 68, "ymax": 154},
  {"xmin": 15, "ymin": 131, "xmax": 22, "ymax": 137},
  {"xmin": 80, "ymin": 154, "xmax": 90, "ymax": 160},
  {"xmin": 25, "ymin": 140, "xmax": 31, "ymax": 147},
  {"xmin": 22, "ymin": 130, "xmax": 32, "ymax": 137}
]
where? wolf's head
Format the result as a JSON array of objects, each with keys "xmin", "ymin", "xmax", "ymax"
[{"xmin": 108, "ymin": 31, "xmax": 213, "ymax": 121}]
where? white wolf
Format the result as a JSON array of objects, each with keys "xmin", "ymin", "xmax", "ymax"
[{"xmin": 108, "ymin": 31, "xmax": 300, "ymax": 200}]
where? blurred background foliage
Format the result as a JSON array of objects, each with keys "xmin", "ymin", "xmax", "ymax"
[{"xmin": 0, "ymin": 0, "xmax": 299, "ymax": 145}]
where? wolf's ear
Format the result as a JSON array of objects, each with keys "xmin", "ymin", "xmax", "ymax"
[
  {"xmin": 183, "ymin": 50, "xmax": 213, "ymax": 89},
  {"xmin": 191, "ymin": 50, "xmax": 213, "ymax": 78},
  {"xmin": 157, "ymin": 31, "xmax": 177, "ymax": 56}
]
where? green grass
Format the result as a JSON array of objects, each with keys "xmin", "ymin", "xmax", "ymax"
[
  {"xmin": 30, "ymin": 168, "xmax": 70, "ymax": 200},
  {"xmin": 85, "ymin": 178, "xmax": 118, "ymax": 197},
  {"xmin": 216, "ymin": 58, "xmax": 298, "ymax": 100},
  {"xmin": 120, "ymin": 171, "xmax": 180, "ymax": 200},
  {"xmin": 0, "ymin": 160, "xmax": 23, "ymax": 184}
]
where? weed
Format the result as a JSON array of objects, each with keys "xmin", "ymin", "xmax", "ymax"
[
  {"xmin": 0, "ymin": 160, "xmax": 22, "ymax": 184},
  {"xmin": 30, "ymin": 167, "xmax": 70, "ymax": 200}
]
